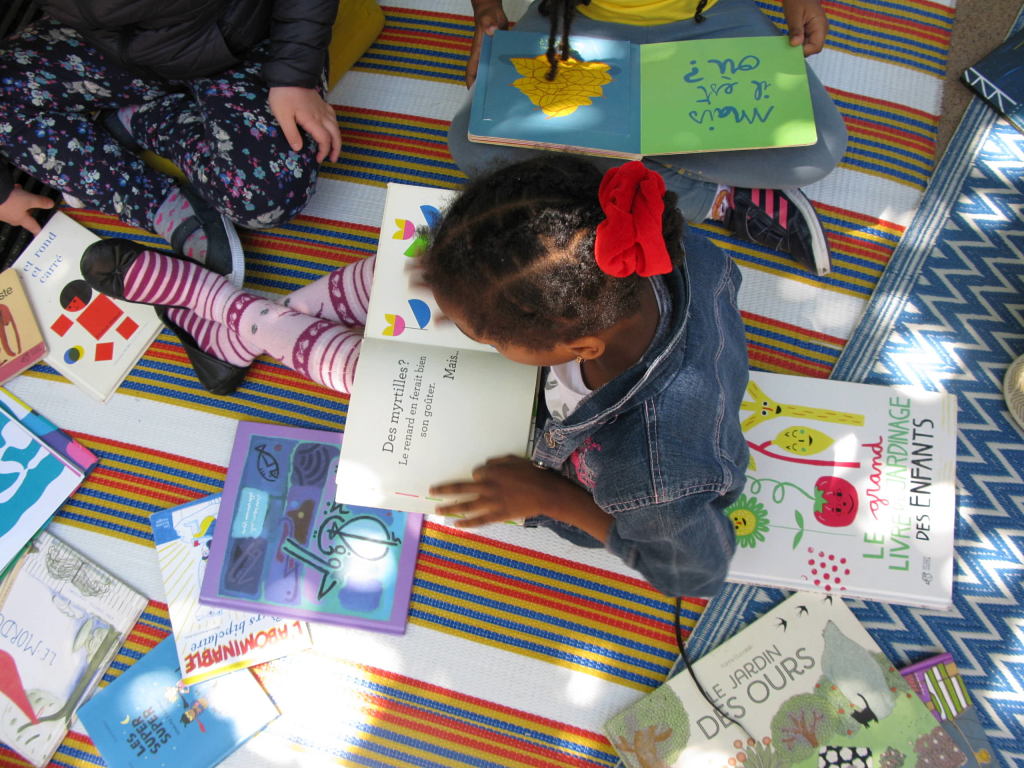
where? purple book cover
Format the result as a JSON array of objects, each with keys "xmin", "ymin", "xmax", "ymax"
[{"xmin": 198, "ymin": 421, "xmax": 422, "ymax": 634}]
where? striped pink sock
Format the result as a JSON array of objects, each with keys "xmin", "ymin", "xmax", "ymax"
[
  {"xmin": 165, "ymin": 307, "xmax": 260, "ymax": 367},
  {"xmin": 122, "ymin": 250, "xmax": 240, "ymax": 322},
  {"xmin": 153, "ymin": 188, "xmax": 209, "ymax": 263},
  {"xmin": 283, "ymin": 255, "xmax": 375, "ymax": 325},
  {"xmin": 227, "ymin": 300, "xmax": 363, "ymax": 393}
]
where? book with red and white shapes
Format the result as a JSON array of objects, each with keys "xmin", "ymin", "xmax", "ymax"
[{"xmin": 11, "ymin": 213, "xmax": 163, "ymax": 402}]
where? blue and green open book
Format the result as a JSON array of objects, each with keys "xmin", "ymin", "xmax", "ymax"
[{"xmin": 469, "ymin": 30, "xmax": 818, "ymax": 159}]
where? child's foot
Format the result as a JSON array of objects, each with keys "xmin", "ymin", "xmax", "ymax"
[
  {"xmin": 152, "ymin": 186, "xmax": 245, "ymax": 287},
  {"xmin": 721, "ymin": 187, "xmax": 831, "ymax": 276},
  {"xmin": 160, "ymin": 307, "xmax": 253, "ymax": 395},
  {"xmin": 80, "ymin": 238, "xmax": 240, "ymax": 323}
]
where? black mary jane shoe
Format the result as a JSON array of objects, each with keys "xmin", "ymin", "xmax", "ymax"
[
  {"xmin": 80, "ymin": 237, "xmax": 192, "ymax": 307},
  {"xmin": 156, "ymin": 307, "xmax": 250, "ymax": 396}
]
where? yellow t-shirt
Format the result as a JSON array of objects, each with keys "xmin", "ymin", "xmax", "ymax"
[{"xmin": 577, "ymin": 0, "xmax": 721, "ymax": 25}]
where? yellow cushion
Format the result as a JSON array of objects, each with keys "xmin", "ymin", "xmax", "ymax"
[
  {"xmin": 328, "ymin": 0, "xmax": 386, "ymax": 91},
  {"xmin": 141, "ymin": 0, "xmax": 383, "ymax": 178}
]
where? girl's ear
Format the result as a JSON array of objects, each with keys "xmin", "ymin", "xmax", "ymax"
[{"xmin": 567, "ymin": 336, "xmax": 606, "ymax": 361}]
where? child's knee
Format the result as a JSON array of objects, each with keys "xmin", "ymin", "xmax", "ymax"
[{"xmin": 222, "ymin": 159, "xmax": 319, "ymax": 229}]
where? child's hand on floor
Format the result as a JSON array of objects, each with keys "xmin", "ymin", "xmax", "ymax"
[
  {"xmin": 268, "ymin": 86, "xmax": 343, "ymax": 164},
  {"xmin": 431, "ymin": 455, "xmax": 613, "ymax": 543},
  {"xmin": 0, "ymin": 185, "xmax": 55, "ymax": 235}
]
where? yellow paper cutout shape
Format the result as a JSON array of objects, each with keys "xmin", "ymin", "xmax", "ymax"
[{"xmin": 509, "ymin": 55, "xmax": 613, "ymax": 118}]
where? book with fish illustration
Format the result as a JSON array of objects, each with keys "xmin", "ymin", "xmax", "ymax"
[
  {"xmin": 199, "ymin": 422, "xmax": 422, "ymax": 633},
  {"xmin": 723, "ymin": 371, "xmax": 958, "ymax": 610},
  {"xmin": 605, "ymin": 592, "xmax": 966, "ymax": 768},
  {"xmin": 336, "ymin": 183, "xmax": 539, "ymax": 516},
  {"xmin": 469, "ymin": 31, "xmax": 817, "ymax": 159}
]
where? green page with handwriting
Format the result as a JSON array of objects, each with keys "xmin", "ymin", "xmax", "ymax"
[{"xmin": 640, "ymin": 36, "xmax": 817, "ymax": 155}]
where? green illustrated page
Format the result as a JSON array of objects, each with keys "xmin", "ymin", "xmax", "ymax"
[{"xmin": 639, "ymin": 36, "xmax": 817, "ymax": 155}]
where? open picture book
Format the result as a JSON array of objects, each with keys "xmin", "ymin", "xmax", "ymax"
[
  {"xmin": 335, "ymin": 183, "xmax": 540, "ymax": 516},
  {"xmin": 469, "ymin": 30, "xmax": 817, "ymax": 159},
  {"xmin": 605, "ymin": 592, "xmax": 966, "ymax": 768},
  {"xmin": 11, "ymin": 213, "xmax": 164, "ymax": 402},
  {"xmin": 725, "ymin": 371, "xmax": 958, "ymax": 609}
]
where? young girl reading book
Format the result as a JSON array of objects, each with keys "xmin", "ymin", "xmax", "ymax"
[{"xmin": 79, "ymin": 155, "xmax": 749, "ymax": 597}]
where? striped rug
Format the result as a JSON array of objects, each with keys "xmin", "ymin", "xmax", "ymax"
[{"xmin": 3, "ymin": 0, "xmax": 956, "ymax": 765}]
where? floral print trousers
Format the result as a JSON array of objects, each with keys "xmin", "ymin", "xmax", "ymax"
[{"xmin": 0, "ymin": 17, "xmax": 323, "ymax": 231}]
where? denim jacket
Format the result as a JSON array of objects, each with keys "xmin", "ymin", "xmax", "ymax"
[{"xmin": 528, "ymin": 227, "xmax": 750, "ymax": 598}]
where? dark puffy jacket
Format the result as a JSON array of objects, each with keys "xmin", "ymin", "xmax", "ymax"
[{"xmin": 36, "ymin": 0, "xmax": 339, "ymax": 87}]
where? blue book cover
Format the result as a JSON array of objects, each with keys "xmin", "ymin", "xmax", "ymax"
[
  {"xmin": 78, "ymin": 636, "xmax": 279, "ymax": 768},
  {"xmin": 469, "ymin": 31, "xmax": 641, "ymax": 158},
  {"xmin": 198, "ymin": 422, "xmax": 422, "ymax": 634},
  {"xmin": 963, "ymin": 27, "xmax": 1024, "ymax": 134}
]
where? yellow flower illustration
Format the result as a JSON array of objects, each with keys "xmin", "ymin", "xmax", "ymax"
[
  {"xmin": 509, "ymin": 55, "xmax": 613, "ymax": 118},
  {"xmin": 725, "ymin": 494, "xmax": 770, "ymax": 548}
]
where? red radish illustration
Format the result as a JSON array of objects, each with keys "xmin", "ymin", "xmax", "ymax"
[
  {"xmin": 0, "ymin": 650, "xmax": 37, "ymax": 723},
  {"xmin": 813, "ymin": 476, "xmax": 858, "ymax": 527}
]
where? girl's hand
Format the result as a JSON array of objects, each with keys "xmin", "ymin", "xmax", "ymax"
[
  {"xmin": 268, "ymin": 86, "xmax": 343, "ymax": 164},
  {"xmin": 781, "ymin": 0, "xmax": 829, "ymax": 55},
  {"xmin": 431, "ymin": 455, "xmax": 613, "ymax": 543},
  {"xmin": 465, "ymin": 0, "xmax": 509, "ymax": 87},
  {"xmin": 0, "ymin": 185, "xmax": 55, "ymax": 235}
]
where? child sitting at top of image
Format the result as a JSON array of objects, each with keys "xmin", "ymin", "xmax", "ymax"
[
  {"xmin": 78, "ymin": 154, "xmax": 749, "ymax": 597},
  {"xmin": 0, "ymin": 0, "xmax": 343, "ymax": 285},
  {"xmin": 449, "ymin": 0, "xmax": 849, "ymax": 277}
]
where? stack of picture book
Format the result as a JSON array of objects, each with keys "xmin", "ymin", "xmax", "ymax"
[
  {"xmin": 605, "ymin": 592, "xmax": 974, "ymax": 768},
  {"xmin": 0, "ymin": 386, "xmax": 97, "ymax": 578}
]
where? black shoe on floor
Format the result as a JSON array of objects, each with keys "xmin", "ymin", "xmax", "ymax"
[
  {"xmin": 725, "ymin": 187, "xmax": 832, "ymax": 276},
  {"xmin": 156, "ymin": 307, "xmax": 250, "ymax": 396},
  {"xmin": 80, "ymin": 237, "xmax": 192, "ymax": 306}
]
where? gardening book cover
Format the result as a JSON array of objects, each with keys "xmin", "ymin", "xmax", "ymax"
[
  {"xmin": 724, "ymin": 371, "xmax": 957, "ymax": 610},
  {"xmin": 605, "ymin": 592, "xmax": 966, "ymax": 768},
  {"xmin": 962, "ymin": 26, "xmax": 1024, "ymax": 134},
  {"xmin": 469, "ymin": 30, "xmax": 817, "ymax": 159},
  {"xmin": 78, "ymin": 635, "xmax": 278, "ymax": 768},
  {"xmin": 199, "ymin": 422, "xmax": 422, "ymax": 634},
  {"xmin": 0, "ymin": 268, "xmax": 46, "ymax": 384},
  {"xmin": 11, "ymin": 212, "xmax": 163, "ymax": 402},
  {"xmin": 151, "ymin": 494, "xmax": 312, "ymax": 685},
  {"xmin": 901, "ymin": 654, "xmax": 998, "ymax": 767},
  {"xmin": 0, "ymin": 403, "xmax": 86, "ymax": 575},
  {"xmin": 336, "ymin": 183, "xmax": 540, "ymax": 516},
  {"xmin": 0, "ymin": 530, "xmax": 148, "ymax": 768}
]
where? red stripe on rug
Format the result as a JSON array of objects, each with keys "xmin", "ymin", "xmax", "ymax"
[
  {"xmin": 415, "ymin": 554, "xmax": 680, "ymax": 643},
  {"xmin": 825, "ymin": 2, "xmax": 952, "ymax": 46}
]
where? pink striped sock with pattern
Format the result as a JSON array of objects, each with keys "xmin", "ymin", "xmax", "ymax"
[
  {"xmin": 164, "ymin": 308, "xmax": 260, "ymax": 367},
  {"xmin": 226, "ymin": 298, "xmax": 363, "ymax": 393},
  {"xmin": 122, "ymin": 250, "xmax": 240, "ymax": 322},
  {"xmin": 283, "ymin": 255, "xmax": 376, "ymax": 325},
  {"xmin": 153, "ymin": 188, "xmax": 209, "ymax": 263}
]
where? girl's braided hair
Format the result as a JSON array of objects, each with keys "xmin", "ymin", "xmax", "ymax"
[
  {"xmin": 421, "ymin": 155, "xmax": 685, "ymax": 351},
  {"xmin": 538, "ymin": 0, "xmax": 590, "ymax": 79}
]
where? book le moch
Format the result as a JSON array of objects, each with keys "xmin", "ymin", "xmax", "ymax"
[
  {"xmin": 335, "ymin": 183, "xmax": 540, "ymax": 516},
  {"xmin": 724, "ymin": 371, "xmax": 957, "ymax": 610},
  {"xmin": 11, "ymin": 212, "xmax": 164, "ymax": 402},
  {"xmin": 78, "ymin": 636, "xmax": 279, "ymax": 768},
  {"xmin": 151, "ymin": 494, "xmax": 313, "ymax": 685},
  {"xmin": 0, "ymin": 531, "xmax": 148, "ymax": 768},
  {"xmin": 199, "ymin": 422, "xmax": 422, "ymax": 634},
  {"xmin": 0, "ymin": 268, "xmax": 46, "ymax": 385},
  {"xmin": 605, "ymin": 592, "xmax": 966, "ymax": 768},
  {"xmin": 469, "ymin": 30, "xmax": 817, "ymax": 159}
]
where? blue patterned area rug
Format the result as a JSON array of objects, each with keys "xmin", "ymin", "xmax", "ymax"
[{"xmin": 690, "ymin": 38, "xmax": 1024, "ymax": 768}]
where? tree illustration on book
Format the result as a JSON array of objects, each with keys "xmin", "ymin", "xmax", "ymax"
[{"xmin": 510, "ymin": 54, "xmax": 613, "ymax": 118}]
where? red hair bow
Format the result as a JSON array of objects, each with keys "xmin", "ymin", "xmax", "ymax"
[{"xmin": 594, "ymin": 161, "xmax": 672, "ymax": 278}]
